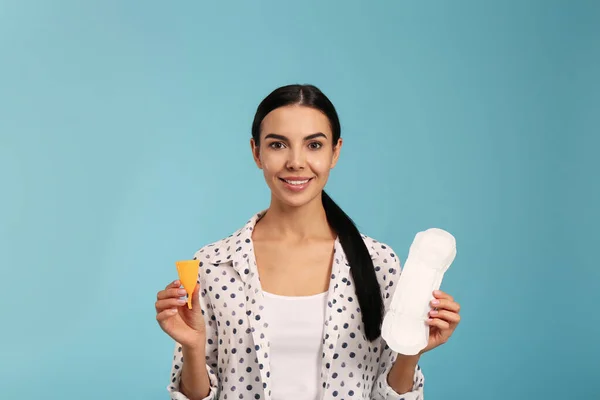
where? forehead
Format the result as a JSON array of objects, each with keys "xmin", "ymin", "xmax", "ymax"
[{"xmin": 261, "ymin": 105, "xmax": 332, "ymax": 138}]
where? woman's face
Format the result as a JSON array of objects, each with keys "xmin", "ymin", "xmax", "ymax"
[{"xmin": 251, "ymin": 105, "xmax": 342, "ymax": 208}]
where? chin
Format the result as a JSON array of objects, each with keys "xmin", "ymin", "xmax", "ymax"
[
  {"xmin": 274, "ymin": 188, "xmax": 322, "ymax": 209},
  {"xmin": 276, "ymin": 193, "xmax": 314, "ymax": 208}
]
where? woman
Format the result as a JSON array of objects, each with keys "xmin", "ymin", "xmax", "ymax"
[{"xmin": 155, "ymin": 84, "xmax": 461, "ymax": 400}]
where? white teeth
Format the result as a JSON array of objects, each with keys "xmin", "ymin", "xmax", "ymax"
[{"xmin": 283, "ymin": 179, "xmax": 310, "ymax": 185}]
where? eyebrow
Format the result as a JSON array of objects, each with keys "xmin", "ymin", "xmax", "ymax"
[{"xmin": 264, "ymin": 132, "xmax": 328, "ymax": 142}]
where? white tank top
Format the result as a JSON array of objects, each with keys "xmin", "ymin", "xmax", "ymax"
[{"xmin": 262, "ymin": 290, "xmax": 328, "ymax": 400}]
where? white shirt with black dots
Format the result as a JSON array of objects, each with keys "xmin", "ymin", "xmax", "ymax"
[{"xmin": 167, "ymin": 211, "xmax": 425, "ymax": 400}]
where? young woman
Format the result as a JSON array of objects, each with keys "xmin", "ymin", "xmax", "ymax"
[{"xmin": 155, "ymin": 84, "xmax": 461, "ymax": 400}]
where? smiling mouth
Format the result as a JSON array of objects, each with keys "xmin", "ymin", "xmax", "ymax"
[{"xmin": 279, "ymin": 177, "xmax": 313, "ymax": 186}]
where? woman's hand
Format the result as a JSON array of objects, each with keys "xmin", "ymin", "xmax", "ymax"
[
  {"xmin": 421, "ymin": 289, "xmax": 461, "ymax": 354},
  {"xmin": 387, "ymin": 290, "xmax": 461, "ymax": 393},
  {"xmin": 155, "ymin": 279, "xmax": 206, "ymax": 349}
]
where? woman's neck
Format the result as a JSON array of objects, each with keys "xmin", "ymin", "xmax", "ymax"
[{"xmin": 255, "ymin": 194, "xmax": 334, "ymax": 241}]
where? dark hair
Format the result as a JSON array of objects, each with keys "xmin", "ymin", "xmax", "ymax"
[{"xmin": 251, "ymin": 84, "xmax": 384, "ymax": 342}]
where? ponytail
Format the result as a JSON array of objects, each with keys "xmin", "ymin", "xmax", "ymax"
[{"xmin": 322, "ymin": 190, "xmax": 384, "ymax": 342}]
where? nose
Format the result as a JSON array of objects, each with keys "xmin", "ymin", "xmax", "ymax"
[{"xmin": 285, "ymin": 147, "xmax": 305, "ymax": 170}]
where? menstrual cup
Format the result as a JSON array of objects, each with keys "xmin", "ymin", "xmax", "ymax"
[{"xmin": 175, "ymin": 260, "xmax": 199, "ymax": 309}]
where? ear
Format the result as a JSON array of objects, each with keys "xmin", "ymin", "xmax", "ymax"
[
  {"xmin": 250, "ymin": 138, "xmax": 263, "ymax": 169},
  {"xmin": 330, "ymin": 138, "xmax": 343, "ymax": 169}
]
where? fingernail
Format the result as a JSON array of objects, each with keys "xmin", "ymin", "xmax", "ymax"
[
  {"xmin": 432, "ymin": 299, "xmax": 440, "ymax": 305},
  {"xmin": 178, "ymin": 289, "xmax": 187, "ymax": 296},
  {"xmin": 169, "ymin": 308, "xmax": 178, "ymax": 314},
  {"xmin": 430, "ymin": 309, "xmax": 438, "ymax": 315},
  {"xmin": 177, "ymin": 299, "xmax": 186, "ymax": 305},
  {"xmin": 434, "ymin": 290, "xmax": 442, "ymax": 296}
]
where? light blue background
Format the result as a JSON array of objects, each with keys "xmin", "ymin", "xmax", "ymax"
[{"xmin": 1, "ymin": 1, "xmax": 598, "ymax": 399}]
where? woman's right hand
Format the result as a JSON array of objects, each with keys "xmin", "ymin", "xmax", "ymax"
[{"xmin": 155, "ymin": 280, "xmax": 206, "ymax": 349}]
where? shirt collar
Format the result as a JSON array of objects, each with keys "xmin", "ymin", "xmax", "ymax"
[
  {"xmin": 202, "ymin": 208, "xmax": 380, "ymax": 274},
  {"xmin": 200, "ymin": 210, "xmax": 265, "ymax": 281}
]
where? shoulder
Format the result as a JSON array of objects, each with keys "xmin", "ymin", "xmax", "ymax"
[
  {"xmin": 359, "ymin": 233, "xmax": 403, "ymax": 299},
  {"xmin": 193, "ymin": 210, "xmax": 264, "ymax": 263},
  {"xmin": 191, "ymin": 215, "xmax": 258, "ymax": 284},
  {"xmin": 192, "ymin": 234, "xmax": 235, "ymax": 264},
  {"xmin": 360, "ymin": 233, "xmax": 402, "ymax": 269}
]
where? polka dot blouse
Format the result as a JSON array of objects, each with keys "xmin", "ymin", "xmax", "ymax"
[{"xmin": 168, "ymin": 211, "xmax": 425, "ymax": 400}]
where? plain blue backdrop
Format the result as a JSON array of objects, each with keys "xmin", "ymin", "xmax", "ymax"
[{"xmin": 1, "ymin": 1, "xmax": 598, "ymax": 399}]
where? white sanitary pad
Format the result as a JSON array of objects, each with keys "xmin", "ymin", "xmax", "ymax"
[{"xmin": 381, "ymin": 228, "xmax": 456, "ymax": 355}]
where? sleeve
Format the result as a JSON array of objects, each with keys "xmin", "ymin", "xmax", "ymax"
[
  {"xmin": 372, "ymin": 347, "xmax": 425, "ymax": 400},
  {"xmin": 166, "ymin": 259, "xmax": 220, "ymax": 400},
  {"xmin": 371, "ymin": 246, "xmax": 425, "ymax": 400}
]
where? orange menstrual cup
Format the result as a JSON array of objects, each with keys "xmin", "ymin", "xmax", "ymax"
[{"xmin": 175, "ymin": 260, "xmax": 199, "ymax": 309}]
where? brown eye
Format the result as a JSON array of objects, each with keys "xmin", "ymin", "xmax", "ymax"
[
  {"xmin": 269, "ymin": 142, "xmax": 285, "ymax": 149},
  {"xmin": 308, "ymin": 142, "xmax": 322, "ymax": 150}
]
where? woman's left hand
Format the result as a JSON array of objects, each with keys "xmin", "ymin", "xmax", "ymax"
[
  {"xmin": 386, "ymin": 289, "xmax": 462, "ymax": 393},
  {"xmin": 420, "ymin": 290, "xmax": 461, "ymax": 354}
]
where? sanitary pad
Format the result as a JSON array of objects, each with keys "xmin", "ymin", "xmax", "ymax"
[{"xmin": 381, "ymin": 228, "xmax": 456, "ymax": 355}]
